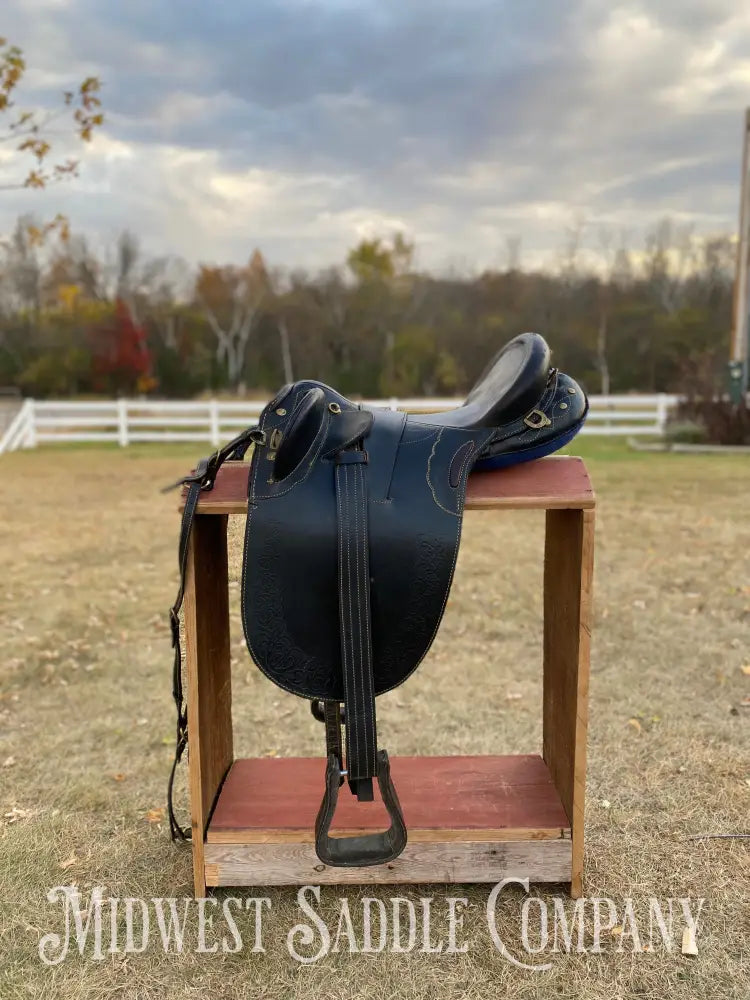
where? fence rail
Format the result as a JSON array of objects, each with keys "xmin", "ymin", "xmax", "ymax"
[{"xmin": 0, "ymin": 394, "xmax": 678, "ymax": 455}]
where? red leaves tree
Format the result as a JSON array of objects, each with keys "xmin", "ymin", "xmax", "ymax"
[{"xmin": 91, "ymin": 299, "xmax": 154, "ymax": 395}]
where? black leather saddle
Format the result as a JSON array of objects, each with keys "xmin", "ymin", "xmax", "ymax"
[{"xmin": 166, "ymin": 333, "xmax": 588, "ymax": 866}]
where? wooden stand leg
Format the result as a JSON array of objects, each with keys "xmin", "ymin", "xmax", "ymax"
[
  {"xmin": 542, "ymin": 508, "xmax": 594, "ymax": 898},
  {"xmin": 184, "ymin": 514, "xmax": 233, "ymax": 897}
]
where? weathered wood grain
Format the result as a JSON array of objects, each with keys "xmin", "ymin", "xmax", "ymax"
[
  {"xmin": 184, "ymin": 455, "xmax": 595, "ymax": 515},
  {"xmin": 204, "ymin": 839, "xmax": 573, "ymax": 887},
  {"xmin": 184, "ymin": 513, "xmax": 234, "ymax": 897},
  {"xmin": 542, "ymin": 508, "xmax": 594, "ymax": 898}
]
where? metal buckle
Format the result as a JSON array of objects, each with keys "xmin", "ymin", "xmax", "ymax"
[
  {"xmin": 169, "ymin": 608, "xmax": 180, "ymax": 645},
  {"xmin": 523, "ymin": 409, "xmax": 552, "ymax": 429}
]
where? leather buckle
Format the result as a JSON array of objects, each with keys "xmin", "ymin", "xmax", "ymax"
[{"xmin": 169, "ymin": 608, "xmax": 180, "ymax": 646}]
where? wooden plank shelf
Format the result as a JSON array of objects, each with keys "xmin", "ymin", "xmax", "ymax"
[
  {"xmin": 187, "ymin": 455, "xmax": 595, "ymax": 514},
  {"xmin": 204, "ymin": 755, "xmax": 572, "ymax": 887}
]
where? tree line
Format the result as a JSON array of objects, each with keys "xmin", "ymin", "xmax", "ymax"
[{"xmin": 0, "ymin": 218, "xmax": 735, "ymax": 400}]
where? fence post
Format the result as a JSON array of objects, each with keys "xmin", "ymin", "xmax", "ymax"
[
  {"xmin": 117, "ymin": 399, "xmax": 129, "ymax": 447},
  {"xmin": 25, "ymin": 399, "xmax": 37, "ymax": 448},
  {"xmin": 656, "ymin": 394, "xmax": 668, "ymax": 435},
  {"xmin": 210, "ymin": 399, "xmax": 220, "ymax": 447}
]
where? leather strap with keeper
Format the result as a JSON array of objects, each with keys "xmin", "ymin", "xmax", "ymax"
[
  {"xmin": 314, "ymin": 440, "xmax": 408, "ymax": 867},
  {"xmin": 164, "ymin": 424, "xmax": 265, "ymax": 842}
]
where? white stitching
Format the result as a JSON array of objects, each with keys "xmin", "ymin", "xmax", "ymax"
[
  {"xmin": 336, "ymin": 464, "xmax": 348, "ymax": 761},
  {"xmin": 342, "ymin": 465, "xmax": 355, "ymax": 776},
  {"xmin": 426, "ymin": 428, "xmax": 458, "ymax": 516},
  {"xmin": 241, "ymin": 402, "xmax": 332, "ymax": 701},
  {"xmin": 360, "ymin": 461, "xmax": 376, "ymax": 773},
  {"xmin": 348, "ymin": 466, "xmax": 362, "ymax": 779},
  {"xmin": 260, "ymin": 407, "xmax": 330, "ymax": 499},
  {"xmin": 353, "ymin": 462, "xmax": 369, "ymax": 779},
  {"xmin": 352, "ymin": 464, "xmax": 365, "ymax": 779},
  {"xmin": 347, "ymin": 466, "xmax": 367, "ymax": 780},
  {"xmin": 370, "ymin": 426, "xmax": 496, "ymax": 700}
]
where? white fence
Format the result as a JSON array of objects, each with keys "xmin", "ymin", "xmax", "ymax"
[{"xmin": 0, "ymin": 394, "xmax": 677, "ymax": 455}]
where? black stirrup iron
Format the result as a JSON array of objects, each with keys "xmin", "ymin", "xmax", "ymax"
[{"xmin": 166, "ymin": 333, "xmax": 588, "ymax": 866}]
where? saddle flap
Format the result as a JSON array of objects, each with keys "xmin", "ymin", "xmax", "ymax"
[{"xmin": 242, "ymin": 390, "xmax": 494, "ymax": 702}]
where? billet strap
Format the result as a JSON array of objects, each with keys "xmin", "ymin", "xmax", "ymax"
[
  {"xmin": 165, "ymin": 424, "xmax": 265, "ymax": 842},
  {"xmin": 334, "ymin": 448, "xmax": 377, "ymax": 801},
  {"xmin": 322, "ymin": 701, "xmax": 344, "ymax": 768}
]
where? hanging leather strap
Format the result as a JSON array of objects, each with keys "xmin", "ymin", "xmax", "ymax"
[
  {"xmin": 165, "ymin": 425, "xmax": 265, "ymax": 841},
  {"xmin": 313, "ymin": 442, "xmax": 408, "ymax": 867},
  {"xmin": 334, "ymin": 448, "xmax": 377, "ymax": 800}
]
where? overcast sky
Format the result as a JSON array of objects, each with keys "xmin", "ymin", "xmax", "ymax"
[{"xmin": 1, "ymin": 0, "xmax": 748, "ymax": 273}]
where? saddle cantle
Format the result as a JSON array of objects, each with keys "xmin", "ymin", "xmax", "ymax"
[{"xmin": 166, "ymin": 332, "xmax": 588, "ymax": 866}]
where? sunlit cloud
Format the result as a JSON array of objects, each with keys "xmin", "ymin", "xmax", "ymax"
[{"xmin": 0, "ymin": 0, "xmax": 747, "ymax": 272}]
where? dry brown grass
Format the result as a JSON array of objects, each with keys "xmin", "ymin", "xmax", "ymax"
[{"xmin": 1, "ymin": 440, "xmax": 748, "ymax": 999}]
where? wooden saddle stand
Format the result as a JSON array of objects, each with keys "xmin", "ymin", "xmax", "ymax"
[{"xmin": 172, "ymin": 455, "xmax": 594, "ymax": 899}]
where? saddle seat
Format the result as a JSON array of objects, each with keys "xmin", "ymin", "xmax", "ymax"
[{"xmin": 428, "ymin": 331, "xmax": 551, "ymax": 427}]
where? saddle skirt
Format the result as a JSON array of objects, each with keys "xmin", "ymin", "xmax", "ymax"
[{"xmin": 242, "ymin": 382, "xmax": 494, "ymax": 703}]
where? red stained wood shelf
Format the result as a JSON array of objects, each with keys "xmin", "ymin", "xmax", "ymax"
[
  {"xmin": 184, "ymin": 455, "xmax": 594, "ymax": 515},
  {"xmin": 207, "ymin": 754, "xmax": 571, "ymax": 845}
]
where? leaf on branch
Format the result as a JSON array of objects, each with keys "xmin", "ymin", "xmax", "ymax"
[
  {"xmin": 25, "ymin": 215, "xmax": 70, "ymax": 247},
  {"xmin": 24, "ymin": 170, "xmax": 45, "ymax": 189},
  {"xmin": 18, "ymin": 138, "xmax": 51, "ymax": 162},
  {"xmin": 12, "ymin": 110, "xmax": 34, "ymax": 130},
  {"xmin": 1, "ymin": 43, "xmax": 102, "ymax": 188},
  {"xmin": 54, "ymin": 159, "xmax": 79, "ymax": 177}
]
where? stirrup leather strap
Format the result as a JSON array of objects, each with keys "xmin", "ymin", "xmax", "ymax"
[
  {"xmin": 313, "ymin": 444, "xmax": 408, "ymax": 866},
  {"xmin": 165, "ymin": 425, "xmax": 264, "ymax": 842}
]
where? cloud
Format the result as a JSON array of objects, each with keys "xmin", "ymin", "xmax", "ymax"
[{"xmin": 0, "ymin": 0, "xmax": 747, "ymax": 272}]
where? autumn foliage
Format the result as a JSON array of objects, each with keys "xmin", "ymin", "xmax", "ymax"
[
  {"xmin": 91, "ymin": 300, "xmax": 153, "ymax": 395},
  {"xmin": 0, "ymin": 220, "xmax": 737, "ymax": 402},
  {"xmin": 0, "ymin": 36, "xmax": 103, "ymax": 192}
]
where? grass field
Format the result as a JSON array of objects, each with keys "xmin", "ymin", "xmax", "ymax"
[{"xmin": 1, "ymin": 440, "xmax": 749, "ymax": 999}]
